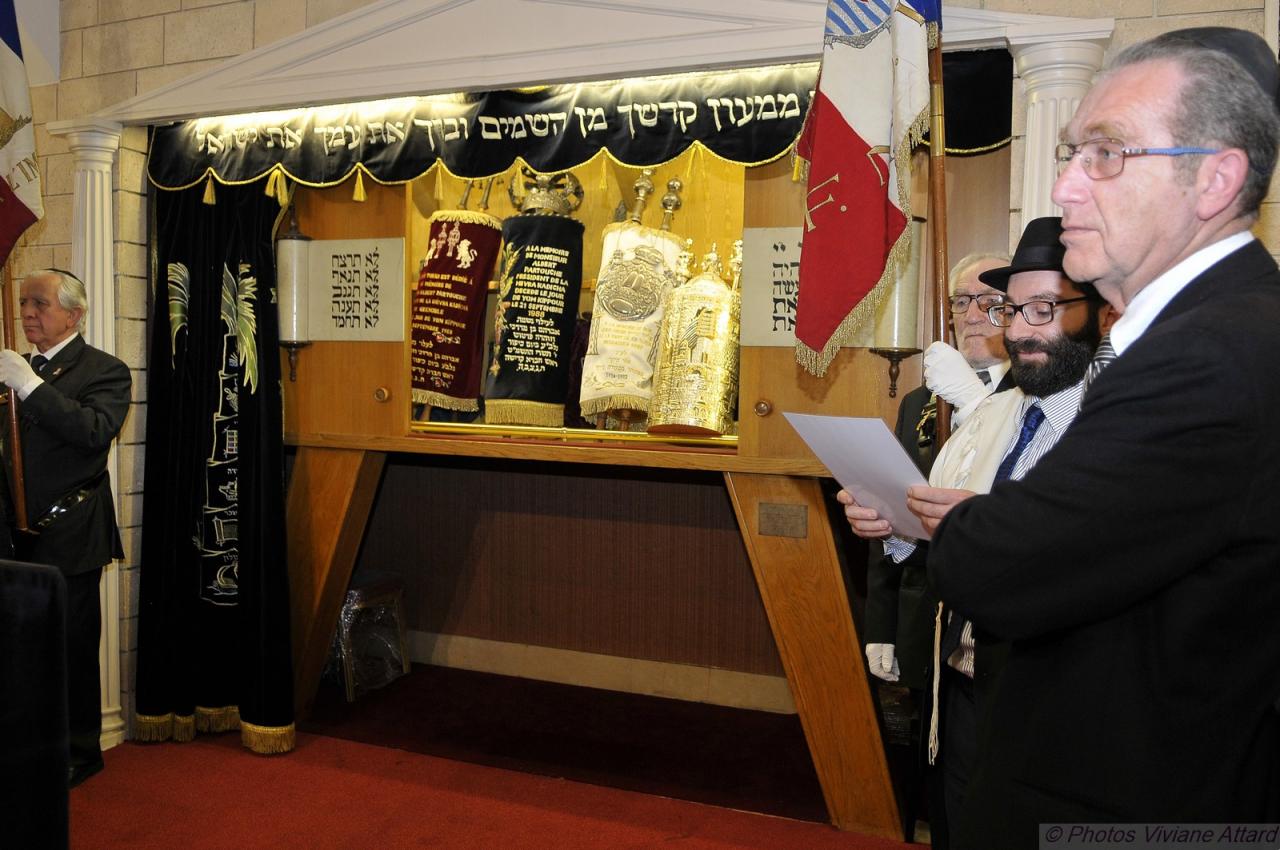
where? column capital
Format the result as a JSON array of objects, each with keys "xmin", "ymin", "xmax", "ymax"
[
  {"xmin": 1012, "ymin": 39, "xmax": 1107, "ymax": 90},
  {"xmin": 47, "ymin": 119, "xmax": 123, "ymax": 168}
]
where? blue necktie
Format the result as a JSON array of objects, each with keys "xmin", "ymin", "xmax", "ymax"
[{"xmin": 994, "ymin": 404, "xmax": 1045, "ymax": 482}]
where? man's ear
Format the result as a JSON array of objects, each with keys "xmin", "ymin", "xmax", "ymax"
[
  {"xmin": 1099, "ymin": 303, "xmax": 1119, "ymax": 335},
  {"xmin": 1197, "ymin": 148, "xmax": 1250, "ymax": 220},
  {"xmin": 68, "ymin": 306, "xmax": 85, "ymax": 332}
]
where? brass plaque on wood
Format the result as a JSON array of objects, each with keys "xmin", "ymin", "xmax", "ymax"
[{"xmin": 758, "ymin": 503, "xmax": 808, "ymax": 538}]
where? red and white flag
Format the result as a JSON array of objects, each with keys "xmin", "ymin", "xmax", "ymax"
[
  {"xmin": 0, "ymin": 0, "xmax": 42, "ymax": 264},
  {"xmin": 794, "ymin": 0, "xmax": 937, "ymax": 376}
]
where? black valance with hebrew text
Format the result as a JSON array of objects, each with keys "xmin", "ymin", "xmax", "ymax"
[{"xmin": 147, "ymin": 55, "xmax": 1011, "ymax": 190}]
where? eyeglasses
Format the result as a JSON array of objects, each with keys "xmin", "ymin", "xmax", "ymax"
[
  {"xmin": 949, "ymin": 293, "xmax": 1005, "ymax": 314},
  {"xmin": 1055, "ymin": 138, "xmax": 1221, "ymax": 180},
  {"xmin": 987, "ymin": 296, "xmax": 1089, "ymax": 328}
]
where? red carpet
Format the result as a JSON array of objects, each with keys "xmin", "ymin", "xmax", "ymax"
[{"xmin": 72, "ymin": 733, "xmax": 911, "ymax": 849}]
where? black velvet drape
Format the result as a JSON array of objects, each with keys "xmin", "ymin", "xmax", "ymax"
[{"xmin": 136, "ymin": 178, "xmax": 294, "ymax": 753}]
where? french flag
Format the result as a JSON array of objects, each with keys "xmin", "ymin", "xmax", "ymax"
[
  {"xmin": 0, "ymin": 0, "xmax": 43, "ymax": 265},
  {"xmin": 794, "ymin": 0, "xmax": 939, "ymax": 376}
]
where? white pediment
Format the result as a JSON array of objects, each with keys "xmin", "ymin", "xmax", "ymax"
[{"xmin": 98, "ymin": 0, "xmax": 1113, "ymax": 125}]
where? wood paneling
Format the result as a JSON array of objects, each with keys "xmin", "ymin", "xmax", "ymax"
[
  {"xmin": 287, "ymin": 447, "xmax": 387, "ymax": 716},
  {"xmin": 355, "ymin": 456, "xmax": 783, "ymax": 676},
  {"xmin": 280, "ymin": 181, "xmax": 410, "ymax": 439},
  {"xmin": 724, "ymin": 471, "xmax": 898, "ymax": 839}
]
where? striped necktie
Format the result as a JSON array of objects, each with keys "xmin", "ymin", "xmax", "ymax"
[{"xmin": 1082, "ymin": 333, "xmax": 1116, "ymax": 397}]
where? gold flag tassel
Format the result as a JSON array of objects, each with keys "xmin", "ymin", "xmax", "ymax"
[
  {"xmin": 202, "ymin": 173, "xmax": 217, "ymax": 205},
  {"xmin": 241, "ymin": 721, "xmax": 297, "ymax": 755},
  {"xmin": 352, "ymin": 168, "xmax": 367, "ymax": 202}
]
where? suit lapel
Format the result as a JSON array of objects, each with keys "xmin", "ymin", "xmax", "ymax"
[{"xmin": 35, "ymin": 335, "xmax": 86, "ymax": 382}]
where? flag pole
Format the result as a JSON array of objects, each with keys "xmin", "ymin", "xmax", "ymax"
[
  {"xmin": 1, "ymin": 261, "xmax": 29, "ymax": 531},
  {"xmin": 926, "ymin": 33, "xmax": 953, "ymax": 446}
]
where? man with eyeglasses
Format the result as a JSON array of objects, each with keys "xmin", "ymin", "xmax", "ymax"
[
  {"xmin": 843, "ymin": 217, "xmax": 1110, "ymax": 848},
  {"xmin": 918, "ymin": 28, "xmax": 1280, "ymax": 846},
  {"xmin": 863, "ymin": 253, "xmax": 1010, "ymax": 689},
  {"xmin": 858, "ymin": 252, "xmax": 1009, "ymax": 841}
]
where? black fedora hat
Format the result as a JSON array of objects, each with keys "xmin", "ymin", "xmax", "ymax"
[{"xmin": 978, "ymin": 216, "xmax": 1065, "ymax": 292}]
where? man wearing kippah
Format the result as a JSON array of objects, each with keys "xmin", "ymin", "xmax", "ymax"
[{"xmin": 916, "ymin": 28, "xmax": 1280, "ymax": 846}]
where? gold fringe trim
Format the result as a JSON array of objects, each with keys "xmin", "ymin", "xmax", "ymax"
[
  {"xmin": 578, "ymin": 394, "xmax": 650, "ymax": 417},
  {"xmin": 202, "ymin": 174, "xmax": 217, "ymax": 205},
  {"xmin": 173, "ymin": 714, "xmax": 195, "ymax": 742},
  {"xmin": 484, "ymin": 399, "xmax": 564, "ymax": 427},
  {"xmin": 352, "ymin": 168, "xmax": 367, "ymax": 202},
  {"xmin": 920, "ymin": 136, "xmax": 1014, "ymax": 156},
  {"xmin": 412, "ymin": 388, "xmax": 479, "ymax": 411},
  {"xmin": 241, "ymin": 721, "xmax": 296, "ymax": 755},
  {"xmin": 134, "ymin": 712, "xmax": 175, "ymax": 743},
  {"xmin": 195, "ymin": 705, "xmax": 242, "ymax": 734},
  {"xmin": 428, "ymin": 208, "xmax": 503, "ymax": 230}
]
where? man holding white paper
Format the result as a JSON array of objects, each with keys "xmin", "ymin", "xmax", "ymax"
[{"xmin": 838, "ymin": 217, "xmax": 1112, "ymax": 848}]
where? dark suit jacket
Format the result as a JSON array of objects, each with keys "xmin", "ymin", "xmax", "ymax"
[
  {"xmin": 12, "ymin": 335, "xmax": 131, "ymax": 576},
  {"xmin": 864, "ymin": 384, "xmax": 937, "ymax": 689},
  {"xmin": 865, "ymin": 373, "xmax": 1015, "ymax": 690},
  {"xmin": 930, "ymin": 240, "xmax": 1280, "ymax": 846}
]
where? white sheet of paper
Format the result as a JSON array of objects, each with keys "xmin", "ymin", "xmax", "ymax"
[{"xmin": 783, "ymin": 412, "xmax": 929, "ymax": 541}]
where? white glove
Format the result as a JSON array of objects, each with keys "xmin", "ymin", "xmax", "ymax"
[
  {"xmin": 924, "ymin": 341, "xmax": 992, "ymax": 427},
  {"xmin": 865, "ymin": 643, "xmax": 900, "ymax": 682},
  {"xmin": 0, "ymin": 349, "xmax": 38, "ymax": 391}
]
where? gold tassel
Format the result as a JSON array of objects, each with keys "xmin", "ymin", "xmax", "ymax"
[
  {"xmin": 241, "ymin": 721, "xmax": 297, "ymax": 755},
  {"xmin": 265, "ymin": 168, "xmax": 289, "ymax": 207},
  {"xmin": 433, "ymin": 164, "xmax": 446, "ymax": 204},
  {"xmin": 172, "ymin": 714, "xmax": 195, "ymax": 742},
  {"xmin": 195, "ymin": 704, "xmax": 242, "ymax": 733},
  {"xmin": 352, "ymin": 169, "xmax": 367, "ymax": 202},
  {"xmin": 134, "ymin": 712, "xmax": 175, "ymax": 743},
  {"xmin": 202, "ymin": 174, "xmax": 217, "ymax": 205}
]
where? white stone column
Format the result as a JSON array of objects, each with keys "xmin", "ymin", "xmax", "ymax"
[
  {"xmin": 47, "ymin": 118, "xmax": 126, "ymax": 750},
  {"xmin": 1009, "ymin": 37, "xmax": 1107, "ymax": 226}
]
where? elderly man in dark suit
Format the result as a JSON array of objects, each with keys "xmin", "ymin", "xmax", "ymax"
[
  {"xmin": 0, "ymin": 268, "xmax": 131, "ymax": 789},
  {"xmin": 912, "ymin": 28, "xmax": 1280, "ymax": 847}
]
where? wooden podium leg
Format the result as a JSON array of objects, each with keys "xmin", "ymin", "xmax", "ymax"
[
  {"xmin": 724, "ymin": 472, "xmax": 900, "ymax": 839},
  {"xmin": 287, "ymin": 447, "xmax": 387, "ymax": 717}
]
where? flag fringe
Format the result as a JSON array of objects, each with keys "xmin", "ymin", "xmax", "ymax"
[
  {"xmin": 484, "ymin": 400, "xmax": 564, "ymax": 427},
  {"xmin": 411, "ymin": 388, "xmax": 479, "ymax": 411},
  {"xmin": 795, "ymin": 225, "xmax": 912, "ymax": 377},
  {"xmin": 578, "ymin": 395, "xmax": 650, "ymax": 418},
  {"xmin": 195, "ymin": 705, "xmax": 242, "ymax": 734},
  {"xmin": 241, "ymin": 721, "xmax": 296, "ymax": 755}
]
